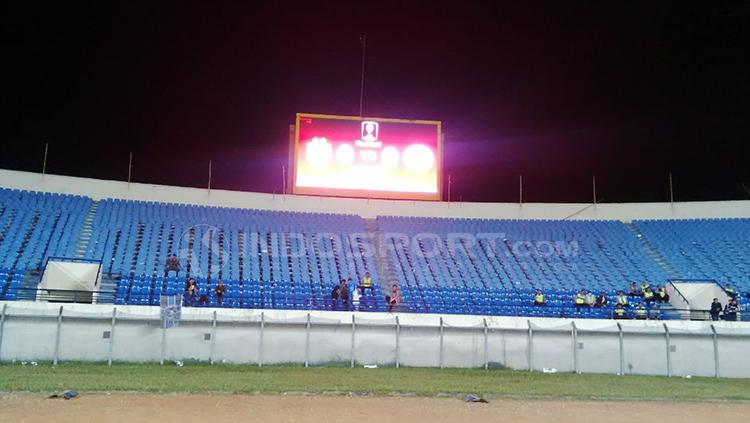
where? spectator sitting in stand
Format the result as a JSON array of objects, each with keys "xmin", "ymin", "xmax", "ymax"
[
  {"xmin": 339, "ymin": 279, "xmax": 350, "ymax": 311},
  {"xmin": 724, "ymin": 284, "xmax": 737, "ymax": 299},
  {"xmin": 165, "ymin": 254, "xmax": 179, "ymax": 274},
  {"xmin": 331, "ymin": 284, "xmax": 341, "ymax": 310},
  {"xmin": 185, "ymin": 277, "xmax": 195, "ymax": 292},
  {"xmin": 184, "ymin": 279, "xmax": 198, "ymax": 306},
  {"xmin": 640, "ymin": 281, "xmax": 650, "ymax": 294},
  {"xmin": 594, "ymin": 292, "xmax": 608, "ymax": 308},
  {"xmin": 616, "ymin": 291, "xmax": 630, "ymax": 307},
  {"xmin": 359, "ymin": 272, "xmax": 376, "ymax": 295},
  {"xmin": 642, "ymin": 287, "xmax": 655, "ymax": 303},
  {"xmin": 388, "ymin": 284, "xmax": 401, "ymax": 312},
  {"xmin": 585, "ymin": 290, "xmax": 596, "ymax": 307},
  {"xmin": 627, "ymin": 282, "xmax": 641, "ymax": 298},
  {"xmin": 613, "ymin": 303, "xmax": 627, "ymax": 319},
  {"xmin": 574, "ymin": 289, "xmax": 587, "ymax": 308},
  {"xmin": 214, "ymin": 280, "xmax": 226, "ymax": 305},
  {"xmin": 655, "ymin": 285, "xmax": 669, "ymax": 303},
  {"xmin": 352, "ymin": 286, "xmax": 361, "ymax": 311},
  {"xmin": 533, "ymin": 289, "xmax": 546, "ymax": 306},
  {"xmin": 635, "ymin": 303, "xmax": 647, "ymax": 320}
]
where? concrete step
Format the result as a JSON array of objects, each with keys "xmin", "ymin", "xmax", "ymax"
[
  {"xmin": 16, "ymin": 270, "xmax": 43, "ymax": 301},
  {"xmin": 74, "ymin": 200, "xmax": 100, "ymax": 259},
  {"xmin": 625, "ymin": 222, "xmax": 679, "ymax": 279}
]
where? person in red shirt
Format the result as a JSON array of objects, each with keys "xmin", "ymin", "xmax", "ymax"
[{"xmin": 214, "ymin": 280, "xmax": 227, "ymax": 305}]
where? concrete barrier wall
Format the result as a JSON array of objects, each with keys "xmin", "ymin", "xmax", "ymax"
[
  {"xmin": 1, "ymin": 301, "xmax": 749, "ymax": 377},
  {"xmin": 3, "ymin": 168, "xmax": 750, "ymax": 221}
]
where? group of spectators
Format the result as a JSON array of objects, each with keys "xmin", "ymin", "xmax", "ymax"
[
  {"xmin": 532, "ymin": 281, "xmax": 671, "ymax": 320},
  {"xmin": 532, "ymin": 281, "xmax": 670, "ymax": 308},
  {"xmin": 709, "ymin": 285, "xmax": 741, "ymax": 321},
  {"xmin": 625, "ymin": 282, "xmax": 670, "ymax": 303},
  {"xmin": 331, "ymin": 272, "xmax": 400, "ymax": 312},
  {"xmin": 184, "ymin": 277, "xmax": 226, "ymax": 307}
]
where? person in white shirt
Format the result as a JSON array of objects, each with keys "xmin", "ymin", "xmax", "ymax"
[{"xmin": 352, "ymin": 286, "xmax": 361, "ymax": 311}]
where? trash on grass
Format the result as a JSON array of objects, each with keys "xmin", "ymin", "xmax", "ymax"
[
  {"xmin": 465, "ymin": 394, "xmax": 488, "ymax": 403},
  {"xmin": 48, "ymin": 390, "xmax": 79, "ymax": 400}
]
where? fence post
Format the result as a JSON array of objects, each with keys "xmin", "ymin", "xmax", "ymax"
[
  {"xmin": 483, "ymin": 318, "xmax": 488, "ymax": 370},
  {"xmin": 617, "ymin": 322, "xmax": 624, "ymax": 376},
  {"xmin": 0, "ymin": 304, "xmax": 7, "ymax": 362},
  {"xmin": 527, "ymin": 320, "xmax": 533, "ymax": 372},
  {"xmin": 710, "ymin": 324, "xmax": 719, "ymax": 378},
  {"xmin": 395, "ymin": 315, "xmax": 400, "ymax": 368},
  {"xmin": 439, "ymin": 317, "xmax": 444, "ymax": 369},
  {"xmin": 209, "ymin": 311, "xmax": 217, "ymax": 365},
  {"xmin": 159, "ymin": 322, "xmax": 167, "ymax": 366},
  {"xmin": 53, "ymin": 306, "xmax": 63, "ymax": 366},
  {"xmin": 350, "ymin": 314, "xmax": 356, "ymax": 368},
  {"xmin": 571, "ymin": 321, "xmax": 578, "ymax": 373},
  {"xmin": 258, "ymin": 312, "xmax": 264, "ymax": 367},
  {"xmin": 305, "ymin": 313, "xmax": 311, "ymax": 368},
  {"xmin": 107, "ymin": 307, "xmax": 117, "ymax": 366},
  {"xmin": 663, "ymin": 323, "xmax": 671, "ymax": 377}
]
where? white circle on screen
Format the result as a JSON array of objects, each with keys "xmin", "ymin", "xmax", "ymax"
[
  {"xmin": 336, "ymin": 143, "xmax": 356, "ymax": 166},
  {"xmin": 381, "ymin": 146, "xmax": 400, "ymax": 167},
  {"xmin": 403, "ymin": 144, "xmax": 435, "ymax": 172}
]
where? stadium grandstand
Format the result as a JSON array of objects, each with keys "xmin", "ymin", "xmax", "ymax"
[{"xmin": 1, "ymin": 170, "xmax": 747, "ymax": 322}]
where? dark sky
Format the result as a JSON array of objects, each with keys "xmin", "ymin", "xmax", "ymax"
[{"xmin": 3, "ymin": 1, "xmax": 749, "ymax": 203}]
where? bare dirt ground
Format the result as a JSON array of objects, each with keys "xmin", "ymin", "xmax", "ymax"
[{"xmin": 1, "ymin": 394, "xmax": 747, "ymax": 423}]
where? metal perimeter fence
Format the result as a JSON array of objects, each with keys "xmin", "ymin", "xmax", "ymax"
[{"xmin": 1, "ymin": 302, "xmax": 749, "ymax": 378}]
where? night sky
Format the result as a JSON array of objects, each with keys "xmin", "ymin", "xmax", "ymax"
[{"xmin": 3, "ymin": 1, "xmax": 749, "ymax": 203}]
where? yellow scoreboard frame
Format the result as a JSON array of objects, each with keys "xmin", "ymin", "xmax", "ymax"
[{"xmin": 290, "ymin": 112, "xmax": 443, "ymax": 201}]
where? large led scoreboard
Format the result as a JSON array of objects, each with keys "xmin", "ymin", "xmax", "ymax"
[{"xmin": 291, "ymin": 113, "xmax": 442, "ymax": 201}]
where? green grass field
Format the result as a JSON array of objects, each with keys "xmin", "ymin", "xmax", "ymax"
[{"xmin": 1, "ymin": 363, "xmax": 749, "ymax": 401}]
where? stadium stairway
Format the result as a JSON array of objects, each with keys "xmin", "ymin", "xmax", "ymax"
[
  {"xmin": 625, "ymin": 222, "xmax": 679, "ymax": 279},
  {"xmin": 16, "ymin": 269, "xmax": 42, "ymax": 301},
  {"xmin": 97, "ymin": 272, "xmax": 120, "ymax": 303},
  {"xmin": 74, "ymin": 200, "xmax": 99, "ymax": 259},
  {"xmin": 363, "ymin": 218, "xmax": 395, "ymax": 295}
]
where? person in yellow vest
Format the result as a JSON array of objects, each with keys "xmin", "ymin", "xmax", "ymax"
[
  {"xmin": 359, "ymin": 272, "xmax": 375, "ymax": 295},
  {"xmin": 574, "ymin": 289, "xmax": 586, "ymax": 308},
  {"xmin": 635, "ymin": 303, "xmax": 647, "ymax": 320},
  {"xmin": 616, "ymin": 291, "xmax": 630, "ymax": 307},
  {"xmin": 613, "ymin": 303, "xmax": 627, "ymax": 319},
  {"xmin": 642, "ymin": 287, "xmax": 655, "ymax": 303},
  {"xmin": 725, "ymin": 284, "xmax": 737, "ymax": 299},
  {"xmin": 533, "ymin": 288, "xmax": 546, "ymax": 306},
  {"xmin": 655, "ymin": 285, "xmax": 669, "ymax": 303},
  {"xmin": 640, "ymin": 281, "xmax": 650, "ymax": 293}
]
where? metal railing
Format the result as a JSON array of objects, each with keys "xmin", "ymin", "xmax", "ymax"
[{"xmin": 5, "ymin": 287, "xmax": 748, "ymax": 321}]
